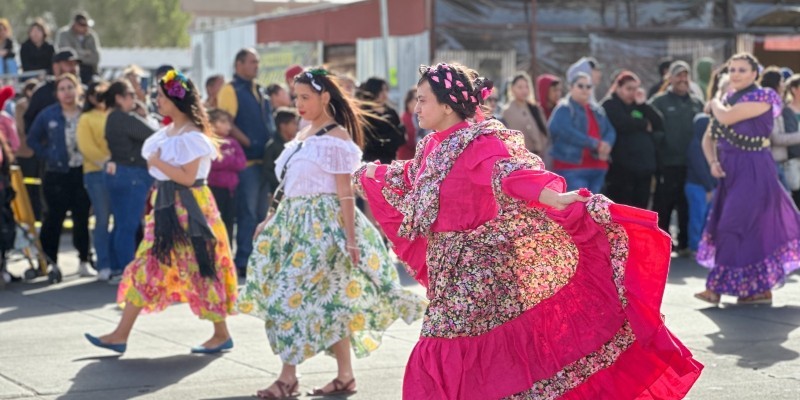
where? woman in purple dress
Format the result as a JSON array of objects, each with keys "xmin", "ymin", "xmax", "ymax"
[{"xmin": 695, "ymin": 53, "xmax": 800, "ymax": 305}]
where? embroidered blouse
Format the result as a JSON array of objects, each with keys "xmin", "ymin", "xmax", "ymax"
[
  {"xmin": 276, "ymin": 135, "xmax": 362, "ymax": 198},
  {"xmin": 356, "ymin": 119, "xmax": 566, "ymax": 286},
  {"xmin": 141, "ymin": 128, "xmax": 217, "ymax": 181}
]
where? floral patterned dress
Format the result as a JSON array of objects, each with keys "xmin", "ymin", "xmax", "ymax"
[
  {"xmin": 117, "ymin": 129, "xmax": 238, "ymax": 322},
  {"xmin": 355, "ymin": 119, "xmax": 702, "ymax": 399},
  {"xmin": 237, "ymin": 135, "xmax": 426, "ymax": 365}
]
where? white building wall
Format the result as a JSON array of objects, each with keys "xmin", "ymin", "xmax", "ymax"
[{"xmin": 191, "ymin": 22, "xmax": 257, "ymax": 93}]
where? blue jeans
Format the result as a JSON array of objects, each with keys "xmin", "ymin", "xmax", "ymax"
[
  {"xmin": 234, "ymin": 164, "xmax": 270, "ymax": 270},
  {"xmin": 553, "ymin": 168, "xmax": 607, "ymax": 193},
  {"xmin": 684, "ymin": 182, "xmax": 712, "ymax": 251},
  {"xmin": 84, "ymin": 171, "xmax": 113, "ymax": 271},
  {"xmin": 777, "ymin": 162, "xmax": 790, "ymax": 191},
  {"xmin": 106, "ymin": 165, "xmax": 153, "ymax": 273}
]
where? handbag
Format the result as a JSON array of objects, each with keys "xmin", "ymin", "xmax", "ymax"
[{"xmin": 267, "ymin": 123, "xmax": 339, "ymax": 215}]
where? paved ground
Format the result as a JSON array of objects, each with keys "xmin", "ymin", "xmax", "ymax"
[{"xmin": 1, "ymin": 242, "xmax": 799, "ymax": 399}]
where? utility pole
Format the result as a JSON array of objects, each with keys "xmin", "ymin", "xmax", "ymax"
[{"xmin": 380, "ymin": 0, "xmax": 391, "ymax": 81}]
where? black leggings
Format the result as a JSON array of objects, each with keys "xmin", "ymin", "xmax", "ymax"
[{"xmin": 40, "ymin": 167, "xmax": 91, "ymax": 264}]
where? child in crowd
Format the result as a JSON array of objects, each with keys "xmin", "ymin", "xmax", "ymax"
[
  {"xmin": 207, "ymin": 109, "xmax": 246, "ymax": 242},
  {"xmin": 262, "ymin": 107, "xmax": 299, "ymax": 192}
]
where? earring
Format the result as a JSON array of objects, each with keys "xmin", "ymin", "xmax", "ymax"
[{"xmin": 329, "ymin": 103, "xmax": 337, "ymax": 118}]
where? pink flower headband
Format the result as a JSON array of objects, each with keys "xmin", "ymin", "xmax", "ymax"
[{"xmin": 420, "ymin": 63, "xmax": 493, "ymax": 121}]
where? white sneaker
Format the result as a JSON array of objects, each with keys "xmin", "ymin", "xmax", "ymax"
[
  {"xmin": 78, "ymin": 262, "xmax": 97, "ymax": 277},
  {"xmin": 108, "ymin": 274, "xmax": 123, "ymax": 285},
  {"xmin": 97, "ymin": 268, "xmax": 112, "ymax": 281}
]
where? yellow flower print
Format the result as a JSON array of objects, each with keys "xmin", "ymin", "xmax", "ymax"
[
  {"xmin": 313, "ymin": 222, "xmax": 323, "ymax": 239},
  {"xmin": 135, "ymin": 268, "xmax": 147, "ymax": 284},
  {"xmin": 291, "ymin": 252, "xmax": 306, "ymax": 267},
  {"xmin": 273, "ymin": 262, "xmax": 281, "ymax": 273},
  {"xmin": 207, "ymin": 289, "xmax": 220, "ymax": 305},
  {"xmin": 261, "ymin": 283, "xmax": 271, "ymax": 296},
  {"xmin": 288, "ymin": 293, "xmax": 303, "ymax": 309},
  {"xmin": 281, "ymin": 321, "xmax": 293, "ymax": 331},
  {"xmin": 349, "ymin": 313, "xmax": 365, "ymax": 331},
  {"xmin": 367, "ymin": 253, "xmax": 380, "ymax": 270},
  {"xmin": 238, "ymin": 302, "xmax": 254, "ymax": 313},
  {"xmin": 311, "ymin": 270, "xmax": 325, "ymax": 284},
  {"xmin": 304, "ymin": 344, "xmax": 316, "ymax": 358},
  {"xmin": 345, "ymin": 280, "xmax": 362, "ymax": 299},
  {"xmin": 257, "ymin": 240, "xmax": 271, "ymax": 255},
  {"xmin": 363, "ymin": 337, "xmax": 379, "ymax": 352}
]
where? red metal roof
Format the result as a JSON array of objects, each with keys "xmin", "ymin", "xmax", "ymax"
[{"xmin": 256, "ymin": 0, "xmax": 428, "ymax": 45}]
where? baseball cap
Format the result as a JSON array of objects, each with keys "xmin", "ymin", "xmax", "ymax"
[
  {"xmin": 285, "ymin": 64, "xmax": 304, "ymax": 82},
  {"xmin": 669, "ymin": 61, "xmax": 690, "ymax": 76},
  {"xmin": 74, "ymin": 12, "xmax": 94, "ymax": 28},
  {"xmin": 52, "ymin": 48, "xmax": 78, "ymax": 63}
]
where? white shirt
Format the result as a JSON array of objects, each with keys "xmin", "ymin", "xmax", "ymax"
[
  {"xmin": 141, "ymin": 127, "xmax": 217, "ymax": 181},
  {"xmin": 275, "ymin": 135, "xmax": 362, "ymax": 198}
]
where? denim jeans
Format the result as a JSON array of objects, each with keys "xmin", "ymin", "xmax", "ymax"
[
  {"xmin": 106, "ymin": 165, "xmax": 153, "ymax": 273},
  {"xmin": 84, "ymin": 171, "xmax": 113, "ymax": 271},
  {"xmin": 553, "ymin": 168, "xmax": 607, "ymax": 193},
  {"xmin": 234, "ymin": 164, "xmax": 270, "ymax": 270},
  {"xmin": 684, "ymin": 182, "xmax": 712, "ymax": 251}
]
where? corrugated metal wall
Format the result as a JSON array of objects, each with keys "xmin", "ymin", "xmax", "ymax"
[
  {"xmin": 190, "ymin": 22, "xmax": 257, "ymax": 95},
  {"xmin": 356, "ymin": 31, "xmax": 430, "ymax": 108}
]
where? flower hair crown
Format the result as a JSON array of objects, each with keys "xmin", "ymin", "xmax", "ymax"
[{"xmin": 161, "ymin": 69, "xmax": 190, "ymax": 100}]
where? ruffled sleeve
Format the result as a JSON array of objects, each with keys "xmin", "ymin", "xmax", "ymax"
[
  {"xmin": 308, "ymin": 136, "xmax": 362, "ymax": 174},
  {"xmin": 735, "ymin": 87, "xmax": 783, "ymax": 118},
  {"xmin": 159, "ymin": 131, "xmax": 218, "ymax": 166},
  {"xmin": 487, "ymin": 130, "xmax": 567, "ymax": 209}
]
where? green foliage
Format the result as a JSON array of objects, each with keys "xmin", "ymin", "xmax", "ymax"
[{"xmin": 0, "ymin": 0, "xmax": 191, "ymax": 47}]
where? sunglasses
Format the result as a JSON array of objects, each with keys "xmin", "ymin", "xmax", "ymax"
[{"xmin": 576, "ymin": 83, "xmax": 593, "ymax": 90}]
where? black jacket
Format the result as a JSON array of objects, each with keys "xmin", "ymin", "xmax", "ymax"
[
  {"xmin": 23, "ymin": 79, "xmax": 57, "ymax": 131},
  {"xmin": 362, "ymin": 105, "xmax": 405, "ymax": 164},
  {"xmin": 601, "ymin": 93, "xmax": 662, "ymax": 176},
  {"xmin": 105, "ymin": 110, "xmax": 155, "ymax": 168},
  {"xmin": 20, "ymin": 40, "xmax": 55, "ymax": 74},
  {"xmin": 262, "ymin": 135, "xmax": 286, "ymax": 191}
]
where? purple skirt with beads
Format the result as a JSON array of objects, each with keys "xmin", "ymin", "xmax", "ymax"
[{"xmin": 697, "ymin": 112, "xmax": 800, "ymax": 297}]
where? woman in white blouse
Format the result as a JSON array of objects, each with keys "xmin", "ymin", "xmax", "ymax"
[
  {"xmin": 84, "ymin": 70, "xmax": 238, "ymax": 355},
  {"xmin": 237, "ymin": 68, "xmax": 425, "ymax": 399}
]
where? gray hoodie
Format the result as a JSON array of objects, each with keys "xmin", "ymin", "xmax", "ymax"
[{"xmin": 567, "ymin": 57, "xmax": 597, "ymax": 103}]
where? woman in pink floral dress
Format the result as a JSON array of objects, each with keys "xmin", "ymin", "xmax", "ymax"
[{"xmin": 354, "ymin": 62, "xmax": 703, "ymax": 399}]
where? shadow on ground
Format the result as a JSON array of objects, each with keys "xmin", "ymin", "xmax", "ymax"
[
  {"xmin": 700, "ymin": 305, "xmax": 800, "ymax": 369},
  {"xmin": 666, "ymin": 256, "xmax": 708, "ymax": 285},
  {"xmin": 0, "ymin": 278, "xmax": 119, "ymax": 323},
  {"xmin": 58, "ymin": 354, "xmax": 221, "ymax": 399}
]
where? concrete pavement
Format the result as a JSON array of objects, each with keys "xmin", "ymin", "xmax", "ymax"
[{"xmin": 1, "ymin": 245, "xmax": 799, "ymax": 399}]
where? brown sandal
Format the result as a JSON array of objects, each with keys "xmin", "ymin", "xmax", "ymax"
[
  {"xmin": 255, "ymin": 379, "xmax": 300, "ymax": 399},
  {"xmin": 737, "ymin": 291, "xmax": 772, "ymax": 305},
  {"xmin": 307, "ymin": 378, "xmax": 357, "ymax": 396},
  {"xmin": 694, "ymin": 290, "xmax": 720, "ymax": 305}
]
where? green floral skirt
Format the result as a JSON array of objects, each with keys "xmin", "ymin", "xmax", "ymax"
[{"xmin": 237, "ymin": 194, "xmax": 426, "ymax": 365}]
